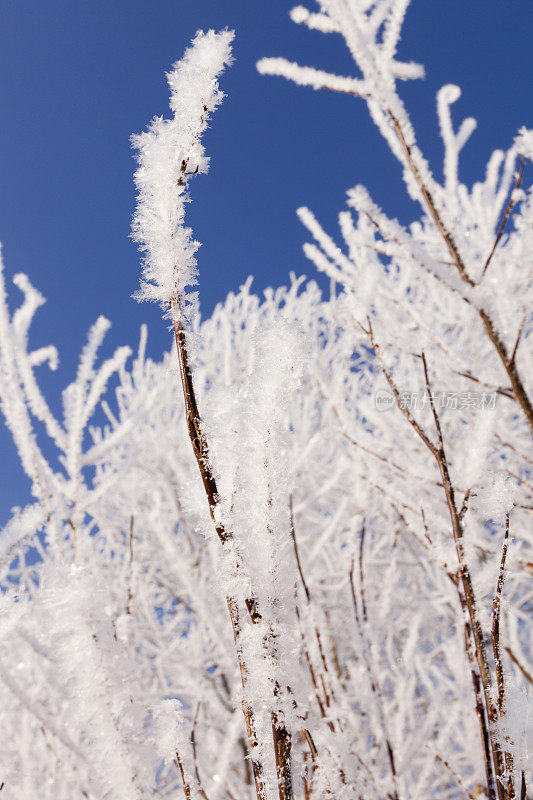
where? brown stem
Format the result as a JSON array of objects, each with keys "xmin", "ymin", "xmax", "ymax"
[
  {"xmin": 357, "ymin": 525, "xmax": 368, "ymax": 624},
  {"xmin": 480, "ymin": 156, "xmax": 525, "ymax": 281},
  {"xmin": 171, "ymin": 297, "xmax": 293, "ymax": 800},
  {"xmin": 171, "ymin": 297, "xmax": 266, "ymax": 800},
  {"xmin": 239, "ymin": 736, "xmax": 252, "ymax": 786},
  {"xmin": 171, "ymin": 298, "xmax": 228, "ymax": 545},
  {"xmin": 420, "ymin": 352, "xmax": 505, "ymax": 800},
  {"xmin": 302, "ymin": 728, "xmax": 318, "ymax": 761},
  {"xmin": 432, "ymin": 750, "xmax": 476, "ymax": 800},
  {"xmin": 290, "ymin": 496, "xmax": 334, "ymax": 704},
  {"xmin": 175, "ymin": 750, "xmax": 193, "ymax": 800},
  {"xmin": 478, "ymin": 309, "xmax": 533, "ymax": 434},
  {"xmin": 492, "ymin": 517, "xmax": 510, "ymax": 713},
  {"xmin": 367, "ymin": 326, "xmax": 498, "ymax": 799},
  {"xmin": 386, "ymin": 111, "xmax": 475, "ymax": 287},
  {"xmin": 290, "ymin": 495, "xmax": 311, "ymax": 604},
  {"xmin": 226, "ymin": 598, "xmax": 266, "ymax": 800},
  {"xmin": 504, "ymin": 647, "xmax": 533, "ymax": 686},
  {"xmin": 125, "ymin": 515, "xmax": 134, "ymax": 617},
  {"xmin": 508, "ymin": 320, "xmax": 525, "ymax": 370},
  {"xmin": 272, "ymin": 712, "xmax": 293, "ymax": 800}
]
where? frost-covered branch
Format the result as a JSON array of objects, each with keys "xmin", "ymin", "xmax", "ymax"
[
  {"xmin": 132, "ymin": 30, "xmax": 298, "ymax": 800},
  {"xmin": 259, "ymin": 0, "xmax": 533, "ymax": 433},
  {"xmin": 0, "ymin": 7, "xmax": 530, "ymax": 800}
]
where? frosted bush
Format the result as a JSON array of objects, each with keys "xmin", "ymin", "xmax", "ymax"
[{"xmin": 0, "ymin": 8, "xmax": 531, "ymax": 800}]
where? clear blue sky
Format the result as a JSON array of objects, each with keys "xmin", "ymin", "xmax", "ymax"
[{"xmin": 0, "ymin": 0, "xmax": 531, "ymax": 525}]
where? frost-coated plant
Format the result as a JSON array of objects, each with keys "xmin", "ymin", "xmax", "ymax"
[{"xmin": 0, "ymin": 4, "xmax": 531, "ymax": 800}]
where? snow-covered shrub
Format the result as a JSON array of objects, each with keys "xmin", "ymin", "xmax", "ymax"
[{"xmin": 0, "ymin": 5, "xmax": 531, "ymax": 800}]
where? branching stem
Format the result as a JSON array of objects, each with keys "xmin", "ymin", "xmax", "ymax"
[{"xmin": 170, "ymin": 296, "xmax": 293, "ymax": 800}]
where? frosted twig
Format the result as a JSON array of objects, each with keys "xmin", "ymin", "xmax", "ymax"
[
  {"xmin": 349, "ymin": 534, "xmax": 400, "ymax": 800},
  {"xmin": 480, "ymin": 156, "xmax": 525, "ymax": 281},
  {"xmin": 503, "ymin": 647, "xmax": 533, "ymax": 687}
]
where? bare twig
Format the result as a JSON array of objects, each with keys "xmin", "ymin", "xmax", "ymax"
[
  {"xmin": 324, "ymin": 390, "xmax": 444, "ymax": 490},
  {"xmin": 491, "ymin": 515, "xmax": 515, "ymax": 800},
  {"xmin": 480, "ymin": 156, "xmax": 525, "ymax": 281},
  {"xmin": 431, "ymin": 749, "xmax": 476, "ymax": 800},
  {"xmin": 302, "ymin": 729, "xmax": 318, "ymax": 762},
  {"xmin": 367, "ymin": 323, "xmax": 437, "ymax": 456},
  {"xmin": 459, "ymin": 489, "xmax": 473, "ymax": 522},
  {"xmin": 174, "ymin": 750, "xmax": 192, "ymax": 800},
  {"xmin": 290, "ymin": 495, "xmax": 335, "ymax": 707},
  {"xmin": 492, "ymin": 516, "xmax": 510, "ymax": 712},
  {"xmin": 508, "ymin": 318, "xmax": 525, "ymax": 370},
  {"xmin": 386, "ymin": 112, "xmax": 474, "ymax": 287},
  {"xmin": 454, "ymin": 370, "xmax": 513, "ymax": 400},
  {"xmin": 504, "ymin": 647, "xmax": 533, "ymax": 687},
  {"xmin": 126, "ymin": 515, "xmax": 134, "ymax": 616},
  {"xmin": 290, "ymin": 495, "xmax": 311, "ymax": 604},
  {"xmin": 191, "ymin": 703, "xmax": 210, "ymax": 800},
  {"xmin": 357, "ymin": 525, "xmax": 368, "ymax": 625},
  {"xmin": 478, "ymin": 309, "xmax": 533, "ymax": 434}
]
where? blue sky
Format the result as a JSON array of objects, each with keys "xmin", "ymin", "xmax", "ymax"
[{"xmin": 0, "ymin": 0, "xmax": 531, "ymax": 525}]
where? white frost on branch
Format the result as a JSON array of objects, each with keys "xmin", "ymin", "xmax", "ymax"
[
  {"xmin": 0, "ymin": 6, "xmax": 531, "ymax": 800},
  {"xmin": 290, "ymin": 5, "xmax": 340, "ymax": 33},
  {"xmin": 132, "ymin": 29, "xmax": 234, "ymax": 307},
  {"xmin": 256, "ymin": 57, "xmax": 370, "ymax": 96}
]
